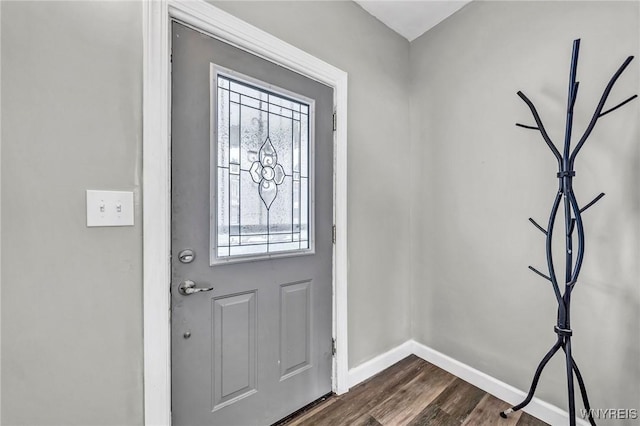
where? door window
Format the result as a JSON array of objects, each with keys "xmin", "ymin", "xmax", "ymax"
[{"xmin": 213, "ymin": 70, "xmax": 313, "ymax": 263}]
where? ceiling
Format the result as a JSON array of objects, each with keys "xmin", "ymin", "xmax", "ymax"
[{"xmin": 354, "ymin": 1, "xmax": 471, "ymax": 42}]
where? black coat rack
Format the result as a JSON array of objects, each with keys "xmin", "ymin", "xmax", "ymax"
[{"xmin": 499, "ymin": 39, "xmax": 637, "ymax": 426}]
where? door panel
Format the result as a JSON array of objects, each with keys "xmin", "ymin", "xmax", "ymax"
[
  {"xmin": 280, "ymin": 280, "xmax": 312, "ymax": 379},
  {"xmin": 171, "ymin": 21, "xmax": 333, "ymax": 426},
  {"xmin": 212, "ymin": 291, "xmax": 257, "ymax": 410}
]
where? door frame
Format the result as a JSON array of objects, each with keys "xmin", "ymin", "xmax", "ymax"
[{"xmin": 142, "ymin": 1, "xmax": 349, "ymax": 424}]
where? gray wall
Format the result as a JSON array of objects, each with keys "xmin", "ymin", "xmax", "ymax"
[
  {"xmin": 1, "ymin": 2, "xmax": 144, "ymax": 425},
  {"xmin": 1, "ymin": 1, "xmax": 411, "ymax": 424},
  {"xmin": 409, "ymin": 1, "xmax": 640, "ymax": 423}
]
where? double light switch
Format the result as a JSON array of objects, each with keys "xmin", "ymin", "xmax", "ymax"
[{"xmin": 86, "ymin": 190, "xmax": 134, "ymax": 227}]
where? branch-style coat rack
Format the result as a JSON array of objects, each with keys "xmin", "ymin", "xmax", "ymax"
[{"xmin": 499, "ymin": 39, "xmax": 637, "ymax": 426}]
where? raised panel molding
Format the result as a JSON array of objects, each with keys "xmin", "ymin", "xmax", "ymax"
[
  {"xmin": 279, "ymin": 280, "xmax": 312, "ymax": 380},
  {"xmin": 212, "ymin": 291, "xmax": 258, "ymax": 410}
]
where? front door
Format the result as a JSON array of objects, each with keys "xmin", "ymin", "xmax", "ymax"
[{"xmin": 170, "ymin": 22, "xmax": 334, "ymax": 426}]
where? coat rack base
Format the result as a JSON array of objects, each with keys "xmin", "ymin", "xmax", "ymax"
[{"xmin": 499, "ymin": 331, "xmax": 596, "ymax": 426}]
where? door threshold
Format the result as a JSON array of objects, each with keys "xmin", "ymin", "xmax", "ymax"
[{"xmin": 272, "ymin": 392, "xmax": 335, "ymax": 425}]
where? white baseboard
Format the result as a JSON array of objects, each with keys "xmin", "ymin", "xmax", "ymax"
[
  {"xmin": 347, "ymin": 339, "xmax": 588, "ymax": 426},
  {"xmin": 347, "ymin": 340, "xmax": 414, "ymax": 388}
]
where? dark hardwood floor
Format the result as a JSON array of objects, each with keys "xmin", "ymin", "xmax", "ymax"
[{"xmin": 278, "ymin": 355, "xmax": 548, "ymax": 426}]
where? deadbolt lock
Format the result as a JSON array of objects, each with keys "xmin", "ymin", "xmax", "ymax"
[{"xmin": 178, "ymin": 249, "xmax": 195, "ymax": 264}]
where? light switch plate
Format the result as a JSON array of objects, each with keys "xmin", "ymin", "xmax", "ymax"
[{"xmin": 86, "ymin": 190, "xmax": 134, "ymax": 227}]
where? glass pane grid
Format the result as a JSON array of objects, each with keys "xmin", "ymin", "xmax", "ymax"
[{"xmin": 215, "ymin": 74, "xmax": 311, "ymax": 260}]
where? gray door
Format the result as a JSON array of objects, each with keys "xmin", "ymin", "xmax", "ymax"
[{"xmin": 170, "ymin": 22, "xmax": 334, "ymax": 426}]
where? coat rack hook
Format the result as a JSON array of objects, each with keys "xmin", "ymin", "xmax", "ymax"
[
  {"xmin": 528, "ymin": 218, "xmax": 548, "ymax": 235},
  {"xmin": 580, "ymin": 193, "xmax": 605, "ymax": 213}
]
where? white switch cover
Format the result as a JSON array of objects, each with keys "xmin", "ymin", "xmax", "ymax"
[{"xmin": 86, "ymin": 190, "xmax": 134, "ymax": 227}]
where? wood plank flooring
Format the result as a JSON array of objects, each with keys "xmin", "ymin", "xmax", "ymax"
[{"xmin": 278, "ymin": 355, "xmax": 548, "ymax": 426}]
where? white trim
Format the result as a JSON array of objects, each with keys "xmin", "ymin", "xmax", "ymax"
[
  {"xmin": 332, "ymin": 57, "xmax": 349, "ymax": 396},
  {"xmin": 0, "ymin": 2, "xmax": 3, "ymax": 422},
  {"xmin": 143, "ymin": 1, "xmax": 349, "ymax": 424},
  {"xmin": 346, "ymin": 340, "xmax": 588, "ymax": 426},
  {"xmin": 143, "ymin": 0, "xmax": 172, "ymax": 425},
  {"xmin": 347, "ymin": 341, "xmax": 414, "ymax": 388}
]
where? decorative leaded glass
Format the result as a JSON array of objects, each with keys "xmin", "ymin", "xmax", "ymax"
[{"xmin": 213, "ymin": 73, "xmax": 312, "ymax": 261}]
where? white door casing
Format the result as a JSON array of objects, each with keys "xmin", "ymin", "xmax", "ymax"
[{"xmin": 142, "ymin": 1, "xmax": 348, "ymax": 425}]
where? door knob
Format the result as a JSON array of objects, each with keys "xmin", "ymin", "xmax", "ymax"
[{"xmin": 178, "ymin": 280, "xmax": 214, "ymax": 296}]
